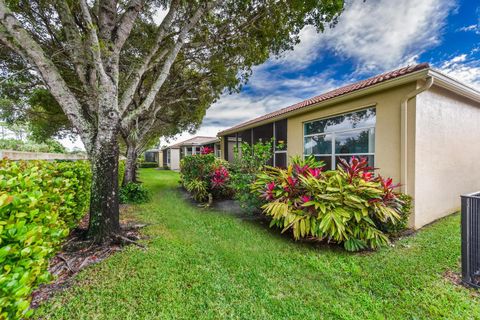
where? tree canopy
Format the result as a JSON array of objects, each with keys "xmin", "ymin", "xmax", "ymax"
[{"xmin": 0, "ymin": 0, "xmax": 344, "ymax": 241}]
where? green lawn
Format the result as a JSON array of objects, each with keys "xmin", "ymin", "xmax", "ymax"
[{"xmin": 35, "ymin": 169, "xmax": 480, "ymax": 319}]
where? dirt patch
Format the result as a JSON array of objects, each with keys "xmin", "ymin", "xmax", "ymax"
[
  {"xmin": 444, "ymin": 269, "xmax": 463, "ymax": 286},
  {"xmin": 443, "ymin": 269, "xmax": 480, "ymax": 296},
  {"xmin": 30, "ymin": 213, "xmax": 147, "ymax": 309}
]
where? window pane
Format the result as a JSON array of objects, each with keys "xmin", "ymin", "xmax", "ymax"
[
  {"xmin": 304, "ymin": 134, "xmax": 332, "ymax": 155},
  {"xmin": 253, "ymin": 123, "xmax": 273, "ymax": 144},
  {"xmin": 335, "ymin": 155, "xmax": 375, "ymax": 169},
  {"xmin": 304, "ymin": 108, "xmax": 376, "ymax": 135},
  {"xmin": 274, "ymin": 119, "xmax": 287, "ymax": 151},
  {"xmin": 314, "ymin": 155, "xmax": 333, "ymax": 170},
  {"xmin": 335, "ymin": 129, "xmax": 373, "ymax": 154},
  {"xmin": 275, "ymin": 153, "xmax": 287, "ymax": 168},
  {"xmin": 239, "ymin": 129, "xmax": 252, "ymax": 145}
]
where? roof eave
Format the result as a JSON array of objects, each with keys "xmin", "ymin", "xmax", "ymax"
[
  {"xmin": 427, "ymin": 69, "xmax": 480, "ymax": 103},
  {"xmin": 217, "ymin": 68, "xmax": 430, "ymax": 136}
]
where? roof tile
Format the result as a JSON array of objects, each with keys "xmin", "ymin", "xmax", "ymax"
[{"xmin": 218, "ymin": 63, "xmax": 429, "ymax": 135}]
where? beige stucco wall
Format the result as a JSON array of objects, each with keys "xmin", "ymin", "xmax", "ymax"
[
  {"xmin": 169, "ymin": 148, "xmax": 181, "ymax": 170},
  {"xmin": 159, "ymin": 150, "xmax": 164, "ymax": 167},
  {"xmin": 287, "ymin": 82, "xmax": 417, "ymax": 191},
  {"xmin": 414, "ymin": 85, "xmax": 480, "ymax": 228}
]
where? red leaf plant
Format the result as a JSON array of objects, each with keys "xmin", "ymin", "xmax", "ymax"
[
  {"xmin": 200, "ymin": 146, "xmax": 214, "ymax": 155},
  {"xmin": 338, "ymin": 156, "xmax": 374, "ymax": 183},
  {"xmin": 211, "ymin": 165, "xmax": 229, "ymax": 188}
]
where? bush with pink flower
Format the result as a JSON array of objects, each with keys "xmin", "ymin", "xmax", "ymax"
[
  {"xmin": 180, "ymin": 153, "xmax": 233, "ymax": 203},
  {"xmin": 252, "ymin": 156, "xmax": 412, "ymax": 251}
]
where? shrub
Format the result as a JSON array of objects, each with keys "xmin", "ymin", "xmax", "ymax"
[
  {"xmin": 0, "ymin": 160, "xmax": 90, "ymax": 319},
  {"xmin": 376, "ymin": 193, "xmax": 412, "ymax": 234},
  {"xmin": 252, "ymin": 156, "xmax": 411, "ymax": 251},
  {"xmin": 0, "ymin": 138, "xmax": 66, "ymax": 153},
  {"xmin": 180, "ymin": 153, "xmax": 232, "ymax": 203},
  {"xmin": 119, "ymin": 182, "xmax": 151, "ymax": 204},
  {"xmin": 139, "ymin": 162, "xmax": 158, "ymax": 168},
  {"xmin": 229, "ymin": 140, "xmax": 274, "ymax": 212}
]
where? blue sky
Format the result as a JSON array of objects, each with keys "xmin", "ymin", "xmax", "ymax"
[{"xmin": 161, "ymin": 0, "xmax": 479, "ymax": 146}]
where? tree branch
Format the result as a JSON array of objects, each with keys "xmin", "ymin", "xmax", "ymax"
[
  {"xmin": 118, "ymin": 0, "xmax": 179, "ymax": 113},
  {"xmin": 79, "ymin": 0, "xmax": 110, "ymax": 86},
  {"xmin": 98, "ymin": 0, "xmax": 117, "ymax": 41},
  {"xmin": 122, "ymin": 1, "xmax": 214, "ymax": 127},
  {"xmin": 113, "ymin": 0, "xmax": 144, "ymax": 53},
  {"xmin": 55, "ymin": 1, "xmax": 88, "ymax": 84},
  {"xmin": 0, "ymin": 1, "xmax": 94, "ymax": 150}
]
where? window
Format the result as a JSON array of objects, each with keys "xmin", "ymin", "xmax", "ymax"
[
  {"xmin": 274, "ymin": 119, "xmax": 287, "ymax": 167},
  {"xmin": 166, "ymin": 149, "xmax": 171, "ymax": 165},
  {"xmin": 303, "ymin": 108, "xmax": 376, "ymax": 169}
]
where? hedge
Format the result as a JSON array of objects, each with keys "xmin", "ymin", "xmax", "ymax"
[
  {"xmin": 0, "ymin": 160, "xmax": 92, "ymax": 319},
  {"xmin": 139, "ymin": 162, "xmax": 158, "ymax": 168}
]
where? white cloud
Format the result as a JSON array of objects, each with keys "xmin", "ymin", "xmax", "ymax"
[
  {"xmin": 437, "ymin": 54, "xmax": 480, "ymax": 90},
  {"xmin": 57, "ymin": 136, "xmax": 85, "ymax": 151},
  {"xmin": 458, "ymin": 24, "xmax": 480, "ymax": 34},
  {"xmin": 271, "ymin": 25, "xmax": 325, "ymax": 70},
  {"xmin": 267, "ymin": 0, "xmax": 456, "ymax": 73}
]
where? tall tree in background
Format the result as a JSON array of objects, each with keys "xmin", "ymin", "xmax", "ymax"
[{"xmin": 0, "ymin": 0, "xmax": 344, "ymax": 242}]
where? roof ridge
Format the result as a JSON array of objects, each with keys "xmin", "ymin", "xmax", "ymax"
[
  {"xmin": 218, "ymin": 63, "xmax": 430, "ymax": 135},
  {"xmin": 166, "ymin": 135, "xmax": 218, "ymax": 148}
]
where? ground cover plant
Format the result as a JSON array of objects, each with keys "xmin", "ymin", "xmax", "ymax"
[
  {"xmin": 34, "ymin": 169, "xmax": 480, "ymax": 319},
  {"xmin": 0, "ymin": 160, "xmax": 90, "ymax": 319},
  {"xmin": 180, "ymin": 149, "xmax": 232, "ymax": 203},
  {"xmin": 253, "ymin": 156, "xmax": 412, "ymax": 251}
]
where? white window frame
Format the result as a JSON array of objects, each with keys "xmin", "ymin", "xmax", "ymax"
[{"xmin": 303, "ymin": 108, "xmax": 376, "ymax": 170}]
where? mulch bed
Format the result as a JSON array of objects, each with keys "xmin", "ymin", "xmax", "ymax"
[{"xmin": 30, "ymin": 209, "xmax": 147, "ymax": 308}]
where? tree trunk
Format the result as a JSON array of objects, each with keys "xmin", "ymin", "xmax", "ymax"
[
  {"xmin": 123, "ymin": 142, "xmax": 138, "ymax": 186},
  {"xmin": 88, "ymin": 133, "xmax": 121, "ymax": 243}
]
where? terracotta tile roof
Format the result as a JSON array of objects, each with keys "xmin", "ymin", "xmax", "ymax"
[
  {"xmin": 167, "ymin": 136, "xmax": 219, "ymax": 149},
  {"xmin": 218, "ymin": 63, "xmax": 430, "ymax": 135}
]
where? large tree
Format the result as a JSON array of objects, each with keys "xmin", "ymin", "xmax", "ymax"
[{"xmin": 0, "ymin": 0, "xmax": 344, "ymax": 242}]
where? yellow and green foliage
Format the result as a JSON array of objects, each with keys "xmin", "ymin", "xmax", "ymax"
[
  {"xmin": 180, "ymin": 152, "xmax": 232, "ymax": 203},
  {"xmin": 252, "ymin": 156, "xmax": 412, "ymax": 251},
  {"xmin": 0, "ymin": 160, "xmax": 90, "ymax": 319}
]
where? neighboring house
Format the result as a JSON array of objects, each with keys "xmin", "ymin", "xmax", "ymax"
[
  {"xmin": 217, "ymin": 63, "xmax": 480, "ymax": 229},
  {"xmin": 159, "ymin": 136, "xmax": 220, "ymax": 170},
  {"xmin": 144, "ymin": 149, "xmax": 160, "ymax": 164}
]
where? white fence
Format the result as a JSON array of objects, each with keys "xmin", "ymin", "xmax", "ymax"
[{"xmin": 0, "ymin": 150, "xmax": 87, "ymax": 161}]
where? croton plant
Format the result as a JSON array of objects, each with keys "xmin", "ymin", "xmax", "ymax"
[
  {"xmin": 252, "ymin": 156, "xmax": 411, "ymax": 251},
  {"xmin": 180, "ymin": 153, "xmax": 232, "ymax": 203}
]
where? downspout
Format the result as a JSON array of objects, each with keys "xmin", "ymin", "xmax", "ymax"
[{"xmin": 400, "ymin": 76, "xmax": 434, "ymax": 194}]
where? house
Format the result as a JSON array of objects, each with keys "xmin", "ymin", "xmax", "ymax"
[
  {"xmin": 159, "ymin": 136, "xmax": 220, "ymax": 170},
  {"xmin": 144, "ymin": 149, "xmax": 160, "ymax": 164},
  {"xmin": 217, "ymin": 63, "xmax": 480, "ymax": 229}
]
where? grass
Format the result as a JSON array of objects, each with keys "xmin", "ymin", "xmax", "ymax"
[{"xmin": 35, "ymin": 169, "xmax": 480, "ymax": 319}]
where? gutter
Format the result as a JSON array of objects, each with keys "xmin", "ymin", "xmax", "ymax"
[{"xmin": 400, "ymin": 76, "xmax": 434, "ymax": 194}]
